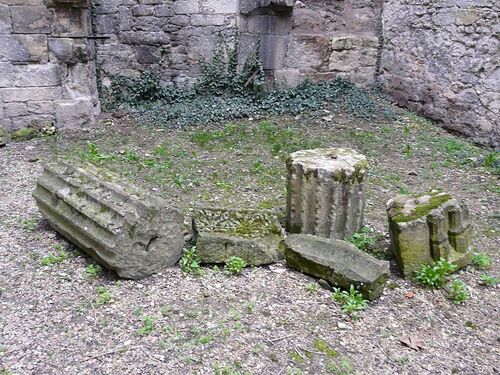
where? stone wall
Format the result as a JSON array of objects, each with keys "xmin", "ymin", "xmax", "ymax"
[
  {"xmin": 0, "ymin": 0, "xmax": 99, "ymax": 132},
  {"xmin": 380, "ymin": 0, "xmax": 499, "ymax": 148},
  {"xmin": 91, "ymin": 0, "xmax": 382, "ymax": 88}
]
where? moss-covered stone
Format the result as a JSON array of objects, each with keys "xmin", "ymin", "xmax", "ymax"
[
  {"xmin": 11, "ymin": 127, "xmax": 37, "ymax": 142},
  {"xmin": 285, "ymin": 234, "xmax": 390, "ymax": 300},
  {"xmin": 387, "ymin": 190, "xmax": 473, "ymax": 277},
  {"xmin": 192, "ymin": 207, "xmax": 284, "ymax": 265}
]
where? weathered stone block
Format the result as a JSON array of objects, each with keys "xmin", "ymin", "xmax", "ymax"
[
  {"xmin": 286, "ymin": 148, "xmax": 368, "ymax": 240},
  {"xmin": 0, "ymin": 35, "xmax": 48, "ymax": 63},
  {"xmin": 1, "ymin": 87, "xmax": 62, "ymax": 102},
  {"xmin": 120, "ymin": 31, "xmax": 170, "ymax": 45},
  {"xmin": 202, "ymin": 0, "xmax": 239, "ymax": 14},
  {"xmin": 387, "ymin": 190, "xmax": 473, "ymax": 277},
  {"xmin": 33, "ymin": 161, "xmax": 185, "ymax": 279},
  {"xmin": 13, "ymin": 64, "xmax": 62, "ymax": 87},
  {"xmin": 55, "ymin": 98, "xmax": 94, "ymax": 128},
  {"xmin": 5, "ymin": 102, "xmax": 28, "ymax": 117},
  {"xmin": 285, "ymin": 234, "xmax": 389, "ymax": 300},
  {"xmin": 48, "ymin": 38, "xmax": 88, "ymax": 63},
  {"xmin": 173, "ymin": 0, "xmax": 200, "ymax": 14},
  {"xmin": 0, "ymin": 5, "xmax": 11, "ymax": 33},
  {"xmin": 193, "ymin": 207, "xmax": 284, "ymax": 265},
  {"xmin": 11, "ymin": 6, "xmax": 50, "ymax": 34},
  {"xmin": 28, "ymin": 101, "xmax": 55, "ymax": 115},
  {"xmin": 50, "ymin": 8, "xmax": 88, "ymax": 37}
]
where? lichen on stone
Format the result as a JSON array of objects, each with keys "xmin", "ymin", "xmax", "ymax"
[{"xmin": 391, "ymin": 191, "xmax": 453, "ymax": 223}]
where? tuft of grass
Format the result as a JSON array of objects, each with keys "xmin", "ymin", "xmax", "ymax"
[
  {"xmin": 448, "ymin": 279, "xmax": 469, "ymax": 304},
  {"xmin": 306, "ymin": 283, "xmax": 319, "ymax": 294},
  {"xmin": 416, "ymin": 258, "xmax": 456, "ymax": 289},
  {"xmin": 224, "ymin": 256, "xmax": 247, "ymax": 275},
  {"xmin": 472, "ymin": 252, "xmax": 492, "ymax": 269},
  {"xmin": 95, "ymin": 286, "xmax": 112, "ymax": 306},
  {"xmin": 479, "ymin": 274, "xmax": 498, "ymax": 286},
  {"xmin": 85, "ymin": 264, "xmax": 102, "ymax": 278},
  {"xmin": 331, "ymin": 285, "xmax": 368, "ymax": 316},
  {"xmin": 314, "ymin": 338, "xmax": 338, "ymax": 358},
  {"xmin": 137, "ymin": 316, "xmax": 156, "ymax": 336},
  {"xmin": 21, "ymin": 218, "xmax": 38, "ymax": 232},
  {"xmin": 40, "ymin": 250, "xmax": 68, "ymax": 266},
  {"xmin": 81, "ymin": 142, "xmax": 116, "ymax": 163}
]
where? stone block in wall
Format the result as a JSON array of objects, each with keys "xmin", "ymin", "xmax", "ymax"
[
  {"xmin": 1, "ymin": 87, "xmax": 62, "ymax": 102},
  {"xmin": 93, "ymin": 14, "xmax": 118, "ymax": 34},
  {"xmin": 28, "ymin": 101, "xmax": 55, "ymax": 115},
  {"xmin": 13, "ymin": 64, "xmax": 62, "ymax": 87},
  {"xmin": 284, "ymin": 34, "xmax": 330, "ymax": 71},
  {"xmin": 132, "ymin": 4, "xmax": 154, "ymax": 17},
  {"xmin": 55, "ymin": 98, "xmax": 94, "ymax": 128},
  {"xmin": 50, "ymin": 8, "xmax": 88, "ymax": 37},
  {"xmin": 260, "ymin": 34, "xmax": 289, "ymax": 70},
  {"xmin": 5, "ymin": 102, "xmax": 28, "ymax": 118},
  {"xmin": 0, "ymin": 35, "xmax": 48, "ymax": 63},
  {"xmin": 0, "ymin": 5, "xmax": 11, "ymax": 33},
  {"xmin": 120, "ymin": 31, "xmax": 170, "ymax": 45},
  {"xmin": 0, "ymin": 63, "xmax": 15, "ymax": 87},
  {"xmin": 48, "ymin": 38, "xmax": 88, "ymax": 63},
  {"xmin": 11, "ymin": 114, "xmax": 55, "ymax": 131},
  {"xmin": 154, "ymin": 4, "xmax": 174, "ymax": 17},
  {"xmin": 173, "ymin": 0, "xmax": 200, "ymax": 15},
  {"xmin": 11, "ymin": 6, "xmax": 50, "ymax": 34},
  {"xmin": 190, "ymin": 14, "xmax": 226, "ymax": 26},
  {"xmin": 201, "ymin": 0, "xmax": 239, "ymax": 14},
  {"xmin": 92, "ymin": 0, "xmax": 121, "ymax": 15},
  {"xmin": 135, "ymin": 45, "xmax": 161, "ymax": 64}
]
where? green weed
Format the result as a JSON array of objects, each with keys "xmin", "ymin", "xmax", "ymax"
[
  {"xmin": 224, "ymin": 256, "xmax": 247, "ymax": 275},
  {"xmin": 306, "ymin": 283, "xmax": 319, "ymax": 294},
  {"xmin": 448, "ymin": 279, "xmax": 469, "ymax": 304},
  {"xmin": 95, "ymin": 286, "xmax": 111, "ymax": 306},
  {"xmin": 21, "ymin": 218, "xmax": 38, "ymax": 232},
  {"xmin": 416, "ymin": 258, "xmax": 456, "ymax": 289},
  {"xmin": 472, "ymin": 252, "xmax": 492, "ymax": 269},
  {"xmin": 137, "ymin": 316, "xmax": 156, "ymax": 336},
  {"xmin": 180, "ymin": 246, "xmax": 202, "ymax": 274},
  {"xmin": 40, "ymin": 250, "xmax": 68, "ymax": 266},
  {"xmin": 331, "ymin": 285, "xmax": 368, "ymax": 316},
  {"xmin": 85, "ymin": 264, "xmax": 102, "ymax": 278},
  {"xmin": 479, "ymin": 274, "xmax": 499, "ymax": 286}
]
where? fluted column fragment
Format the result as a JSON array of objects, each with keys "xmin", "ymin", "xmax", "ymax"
[
  {"xmin": 33, "ymin": 161, "xmax": 184, "ymax": 279},
  {"xmin": 286, "ymin": 148, "xmax": 368, "ymax": 240}
]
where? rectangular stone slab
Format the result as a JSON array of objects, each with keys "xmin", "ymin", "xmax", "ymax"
[
  {"xmin": 192, "ymin": 207, "xmax": 284, "ymax": 265},
  {"xmin": 284, "ymin": 234, "xmax": 390, "ymax": 300}
]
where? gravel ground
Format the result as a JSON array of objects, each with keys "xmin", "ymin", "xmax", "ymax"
[{"xmin": 0, "ymin": 115, "xmax": 499, "ymax": 374}]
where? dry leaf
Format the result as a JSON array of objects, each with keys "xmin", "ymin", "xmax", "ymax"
[
  {"xmin": 399, "ymin": 335, "xmax": 424, "ymax": 351},
  {"xmin": 405, "ymin": 291, "xmax": 415, "ymax": 299}
]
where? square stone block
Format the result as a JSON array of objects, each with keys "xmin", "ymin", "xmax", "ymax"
[{"xmin": 11, "ymin": 6, "xmax": 50, "ymax": 34}]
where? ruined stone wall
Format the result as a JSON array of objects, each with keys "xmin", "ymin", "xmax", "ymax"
[
  {"xmin": 91, "ymin": 0, "xmax": 382, "ymax": 88},
  {"xmin": 380, "ymin": 1, "xmax": 499, "ymax": 148},
  {"xmin": 0, "ymin": 0, "xmax": 99, "ymax": 132}
]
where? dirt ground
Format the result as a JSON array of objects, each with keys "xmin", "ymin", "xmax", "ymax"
[{"xmin": 0, "ymin": 105, "xmax": 498, "ymax": 374}]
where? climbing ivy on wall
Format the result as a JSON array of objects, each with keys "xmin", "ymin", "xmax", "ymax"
[{"xmin": 100, "ymin": 38, "xmax": 393, "ymax": 128}]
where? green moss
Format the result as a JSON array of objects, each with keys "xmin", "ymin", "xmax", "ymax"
[
  {"xmin": 225, "ymin": 218, "xmax": 278, "ymax": 238},
  {"xmin": 393, "ymin": 193, "xmax": 452, "ymax": 223},
  {"xmin": 314, "ymin": 339, "xmax": 338, "ymax": 358},
  {"xmin": 11, "ymin": 127, "xmax": 37, "ymax": 141}
]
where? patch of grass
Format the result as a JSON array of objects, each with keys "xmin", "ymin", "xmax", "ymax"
[
  {"xmin": 331, "ymin": 285, "xmax": 368, "ymax": 316},
  {"xmin": 416, "ymin": 258, "xmax": 456, "ymax": 289},
  {"xmin": 40, "ymin": 250, "xmax": 68, "ymax": 266},
  {"xmin": 213, "ymin": 362, "xmax": 250, "ymax": 375},
  {"xmin": 85, "ymin": 264, "xmax": 102, "ymax": 278},
  {"xmin": 479, "ymin": 274, "xmax": 498, "ymax": 286},
  {"xmin": 306, "ymin": 283, "xmax": 319, "ymax": 294},
  {"xmin": 314, "ymin": 339, "xmax": 338, "ymax": 358},
  {"xmin": 81, "ymin": 142, "xmax": 115, "ymax": 164},
  {"xmin": 21, "ymin": 218, "xmax": 38, "ymax": 232},
  {"xmin": 246, "ymin": 301, "xmax": 256, "ymax": 314},
  {"xmin": 472, "ymin": 252, "xmax": 492, "ymax": 269},
  {"xmin": 95, "ymin": 286, "xmax": 111, "ymax": 307},
  {"xmin": 349, "ymin": 226, "xmax": 378, "ymax": 251},
  {"xmin": 137, "ymin": 316, "xmax": 156, "ymax": 336},
  {"xmin": 448, "ymin": 279, "xmax": 469, "ymax": 304},
  {"xmin": 224, "ymin": 256, "xmax": 247, "ymax": 275},
  {"xmin": 326, "ymin": 357, "xmax": 355, "ymax": 374},
  {"xmin": 179, "ymin": 246, "xmax": 202, "ymax": 274}
]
